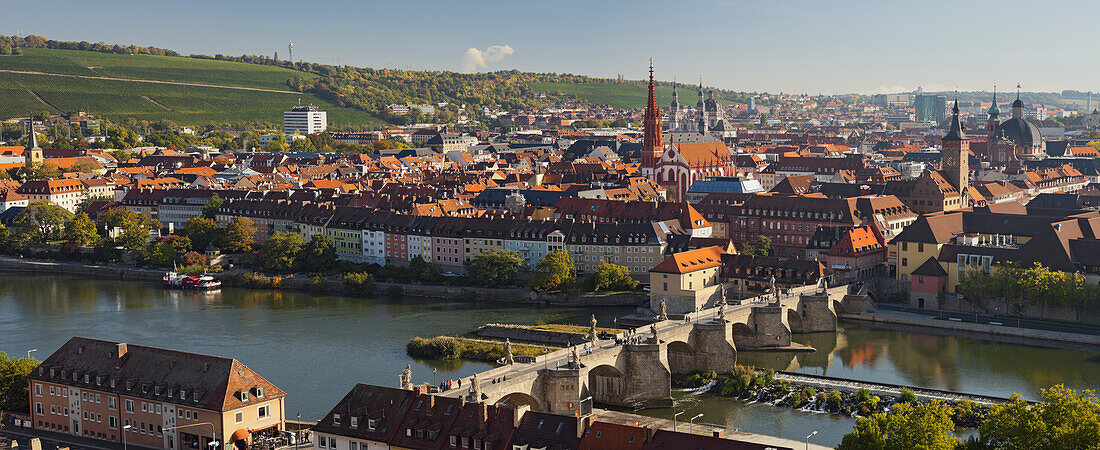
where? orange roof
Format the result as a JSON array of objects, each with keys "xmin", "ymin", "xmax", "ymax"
[{"xmin": 650, "ymin": 246, "xmax": 726, "ymax": 274}]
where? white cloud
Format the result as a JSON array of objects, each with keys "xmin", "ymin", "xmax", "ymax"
[{"xmin": 461, "ymin": 45, "xmax": 514, "ymax": 72}]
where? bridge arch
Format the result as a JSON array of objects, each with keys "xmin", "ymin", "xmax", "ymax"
[
  {"xmin": 787, "ymin": 309, "xmax": 804, "ymax": 333},
  {"xmin": 496, "ymin": 392, "xmax": 542, "ymax": 412},
  {"xmin": 731, "ymin": 322, "xmax": 754, "ymax": 338},
  {"xmin": 587, "ymin": 364, "xmax": 626, "ymax": 406},
  {"xmin": 667, "ymin": 340, "xmax": 697, "ymax": 374}
]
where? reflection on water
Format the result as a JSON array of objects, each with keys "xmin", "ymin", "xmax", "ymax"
[{"xmin": 1, "ymin": 275, "xmax": 1098, "ymax": 447}]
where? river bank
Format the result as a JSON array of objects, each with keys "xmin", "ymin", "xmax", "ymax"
[
  {"xmin": 0, "ymin": 256, "xmax": 647, "ymax": 306},
  {"xmin": 841, "ymin": 310, "xmax": 1100, "ymax": 348}
]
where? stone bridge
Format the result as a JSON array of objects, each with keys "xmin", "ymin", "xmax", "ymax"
[{"xmin": 437, "ymin": 284, "xmax": 872, "ymax": 417}]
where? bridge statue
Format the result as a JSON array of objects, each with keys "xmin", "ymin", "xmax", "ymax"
[
  {"xmin": 717, "ymin": 301, "xmax": 726, "ymax": 323},
  {"xmin": 400, "ymin": 364, "xmax": 412, "ymax": 390},
  {"xmin": 470, "ymin": 373, "xmax": 481, "ymax": 400},
  {"xmin": 570, "ymin": 345, "xmax": 581, "ymax": 369},
  {"xmin": 588, "ymin": 314, "xmax": 598, "ymax": 342},
  {"xmin": 650, "ymin": 323, "xmax": 660, "ymax": 343},
  {"xmin": 817, "ymin": 276, "xmax": 828, "ymax": 294},
  {"xmin": 503, "ymin": 339, "xmax": 514, "ymax": 365},
  {"xmin": 769, "ymin": 275, "xmax": 777, "ymax": 294},
  {"xmin": 656, "ymin": 300, "xmax": 668, "ymax": 321}
]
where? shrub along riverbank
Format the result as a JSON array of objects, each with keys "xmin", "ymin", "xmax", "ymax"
[
  {"xmin": 406, "ymin": 336, "xmax": 555, "ymax": 363},
  {"xmin": 672, "ymin": 365, "xmax": 989, "ymax": 429}
]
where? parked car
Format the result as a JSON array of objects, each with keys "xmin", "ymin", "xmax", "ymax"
[{"xmin": 441, "ymin": 271, "xmax": 461, "ymax": 278}]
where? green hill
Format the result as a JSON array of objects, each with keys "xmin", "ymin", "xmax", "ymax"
[
  {"xmin": 531, "ymin": 82, "xmax": 704, "ymax": 109},
  {"xmin": 0, "ymin": 48, "xmax": 383, "ymax": 127}
]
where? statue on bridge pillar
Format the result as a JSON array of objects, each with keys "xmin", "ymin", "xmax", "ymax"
[
  {"xmin": 588, "ymin": 314, "xmax": 598, "ymax": 342},
  {"xmin": 817, "ymin": 276, "xmax": 828, "ymax": 294},
  {"xmin": 400, "ymin": 364, "xmax": 412, "ymax": 390},
  {"xmin": 470, "ymin": 373, "xmax": 481, "ymax": 401},
  {"xmin": 717, "ymin": 301, "xmax": 727, "ymax": 323},
  {"xmin": 570, "ymin": 345, "xmax": 581, "ymax": 369},
  {"xmin": 656, "ymin": 300, "xmax": 668, "ymax": 321},
  {"xmin": 769, "ymin": 275, "xmax": 777, "ymax": 295},
  {"xmin": 503, "ymin": 339, "xmax": 515, "ymax": 365},
  {"xmin": 650, "ymin": 323, "xmax": 660, "ymax": 343}
]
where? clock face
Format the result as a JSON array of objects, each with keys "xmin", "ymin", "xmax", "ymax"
[{"xmin": 944, "ymin": 156, "xmax": 956, "ymax": 166}]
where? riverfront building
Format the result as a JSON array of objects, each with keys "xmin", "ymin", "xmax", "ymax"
[{"xmin": 29, "ymin": 337, "xmax": 287, "ymax": 450}]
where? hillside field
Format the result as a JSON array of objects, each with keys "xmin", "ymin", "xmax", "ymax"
[{"xmin": 0, "ymin": 49, "xmax": 383, "ymax": 127}]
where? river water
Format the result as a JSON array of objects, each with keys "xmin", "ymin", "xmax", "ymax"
[{"xmin": 1, "ymin": 274, "xmax": 1097, "ymax": 447}]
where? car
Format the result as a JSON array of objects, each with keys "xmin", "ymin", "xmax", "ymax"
[
  {"xmin": 643, "ymin": 285, "xmax": 651, "ymax": 292},
  {"xmin": 441, "ymin": 271, "xmax": 461, "ymax": 277}
]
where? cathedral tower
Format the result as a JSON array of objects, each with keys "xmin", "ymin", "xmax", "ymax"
[
  {"xmin": 668, "ymin": 82, "xmax": 680, "ymax": 130},
  {"xmin": 942, "ymin": 99, "xmax": 969, "ymax": 205},
  {"xmin": 640, "ymin": 59, "xmax": 663, "ymax": 179},
  {"xmin": 986, "ymin": 84, "xmax": 1000, "ymax": 142}
]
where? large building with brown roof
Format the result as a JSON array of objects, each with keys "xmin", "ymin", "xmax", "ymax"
[{"xmin": 28, "ymin": 337, "xmax": 286, "ymax": 450}]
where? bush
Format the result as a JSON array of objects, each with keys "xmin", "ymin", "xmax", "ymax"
[
  {"xmin": 308, "ymin": 276, "xmax": 328, "ymax": 292},
  {"xmin": 899, "ymin": 387, "xmax": 918, "ymax": 404},
  {"xmin": 343, "ymin": 272, "xmax": 375, "ymax": 295},
  {"xmin": 406, "ymin": 336, "xmax": 553, "ymax": 362}
]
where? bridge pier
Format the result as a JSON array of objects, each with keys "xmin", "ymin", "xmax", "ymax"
[
  {"xmin": 790, "ymin": 292, "xmax": 838, "ymax": 333},
  {"xmin": 621, "ymin": 342, "xmax": 673, "ymax": 408},
  {"xmin": 541, "ymin": 368, "xmax": 583, "ymax": 416},
  {"xmin": 684, "ymin": 320, "xmax": 737, "ymax": 373},
  {"xmin": 734, "ymin": 305, "xmax": 792, "ymax": 349}
]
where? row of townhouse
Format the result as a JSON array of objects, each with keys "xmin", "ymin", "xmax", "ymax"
[{"xmin": 209, "ymin": 200, "xmax": 688, "ymax": 276}]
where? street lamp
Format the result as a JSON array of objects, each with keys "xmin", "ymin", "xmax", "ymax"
[
  {"xmin": 806, "ymin": 430, "xmax": 818, "ymax": 450},
  {"xmin": 672, "ymin": 411, "xmax": 685, "ymax": 432},
  {"xmin": 165, "ymin": 422, "xmax": 219, "ymax": 449},
  {"xmin": 123, "ymin": 424, "xmax": 132, "ymax": 450},
  {"xmin": 26, "ymin": 349, "xmax": 36, "ymax": 359},
  {"xmin": 689, "ymin": 413, "xmax": 703, "ymax": 434}
]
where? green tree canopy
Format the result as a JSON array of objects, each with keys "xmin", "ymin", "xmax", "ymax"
[
  {"xmin": 741, "ymin": 234, "xmax": 773, "ymax": 256},
  {"xmin": 300, "ymin": 234, "xmax": 336, "ymax": 272},
  {"xmin": 530, "ymin": 249, "xmax": 576, "ymax": 292},
  {"xmin": 99, "ymin": 207, "xmax": 154, "ymax": 250},
  {"xmin": 147, "ymin": 235, "xmax": 192, "ymax": 267},
  {"xmin": 13, "ymin": 201, "xmax": 72, "ymax": 247},
  {"xmin": 978, "ymin": 385, "xmax": 1100, "ymax": 449},
  {"xmin": 408, "ymin": 255, "xmax": 443, "ymax": 283},
  {"xmin": 469, "ymin": 249, "xmax": 523, "ymax": 287},
  {"xmin": 838, "ymin": 401, "xmax": 958, "ymax": 450},
  {"xmin": 588, "ymin": 261, "xmax": 637, "ymax": 292},
  {"xmin": 62, "ymin": 212, "xmax": 99, "ymax": 246},
  {"xmin": 201, "ymin": 194, "xmax": 223, "ymax": 219},
  {"xmin": 183, "ymin": 217, "xmax": 219, "ymax": 252},
  {"xmin": 258, "ymin": 232, "xmax": 304, "ymax": 272},
  {"xmin": 0, "ymin": 352, "xmax": 38, "ymax": 413},
  {"xmin": 220, "ymin": 217, "xmax": 257, "ymax": 253}
]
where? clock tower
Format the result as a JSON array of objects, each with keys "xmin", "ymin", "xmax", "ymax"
[{"xmin": 941, "ymin": 99, "xmax": 969, "ymax": 205}]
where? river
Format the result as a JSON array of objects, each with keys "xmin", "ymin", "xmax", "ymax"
[{"xmin": 1, "ymin": 274, "xmax": 1097, "ymax": 447}]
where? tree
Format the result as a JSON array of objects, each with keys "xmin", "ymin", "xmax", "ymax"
[
  {"xmin": 62, "ymin": 212, "xmax": 99, "ymax": 246},
  {"xmin": 289, "ymin": 136, "xmax": 316, "ymax": 152},
  {"xmin": 837, "ymin": 401, "xmax": 958, "ymax": 450},
  {"xmin": 12, "ymin": 201, "xmax": 72, "ymax": 247},
  {"xmin": 529, "ymin": 249, "xmax": 576, "ymax": 292},
  {"xmin": 264, "ymin": 134, "xmax": 288, "ymax": 151},
  {"xmin": 408, "ymin": 255, "xmax": 443, "ymax": 283},
  {"xmin": 978, "ymin": 385, "xmax": 1100, "ymax": 449},
  {"xmin": 300, "ymin": 234, "xmax": 336, "ymax": 272},
  {"xmin": 201, "ymin": 194, "xmax": 223, "ymax": 219},
  {"xmin": 0, "ymin": 352, "xmax": 38, "ymax": 413},
  {"xmin": 68, "ymin": 160, "xmax": 100, "ymax": 173},
  {"xmin": 19, "ymin": 162, "xmax": 60, "ymax": 180},
  {"xmin": 469, "ymin": 249, "xmax": 523, "ymax": 287},
  {"xmin": 589, "ymin": 262, "xmax": 637, "ymax": 292},
  {"xmin": 147, "ymin": 236, "xmax": 191, "ymax": 267},
  {"xmin": 99, "ymin": 207, "xmax": 154, "ymax": 250},
  {"xmin": 741, "ymin": 234, "xmax": 773, "ymax": 256},
  {"xmin": 183, "ymin": 217, "xmax": 219, "ymax": 252},
  {"xmin": 258, "ymin": 232, "xmax": 304, "ymax": 272},
  {"xmin": 221, "ymin": 217, "xmax": 257, "ymax": 253},
  {"xmin": 110, "ymin": 149, "xmax": 131, "ymax": 163}
]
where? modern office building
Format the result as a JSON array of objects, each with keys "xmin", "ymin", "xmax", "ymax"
[
  {"xmin": 914, "ymin": 94, "xmax": 946, "ymax": 123},
  {"xmin": 283, "ymin": 106, "xmax": 327, "ymax": 134}
]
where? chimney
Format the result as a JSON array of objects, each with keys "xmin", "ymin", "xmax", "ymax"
[
  {"xmin": 513, "ymin": 404, "xmax": 530, "ymax": 428},
  {"xmin": 477, "ymin": 402, "xmax": 488, "ymax": 424},
  {"xmin": 116, "ymin": 343, "xmax": 128, "ymax": 360},
  {"xmin": 29, "ymin": 438, "xmax": 41, "ymax": 450}
]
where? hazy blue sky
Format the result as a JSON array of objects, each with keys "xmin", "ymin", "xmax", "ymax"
[{"xmin": 4, "ymin": 0, "xmax": 1097, "ymax": 94}]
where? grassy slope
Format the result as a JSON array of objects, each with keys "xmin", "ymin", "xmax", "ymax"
[{"xmin": 0, "ymin": 49, "xmax": 382, "ymax": 126}]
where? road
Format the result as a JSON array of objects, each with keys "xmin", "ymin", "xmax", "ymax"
[
  {"xmin": 0, "ymin": 69, "xmax": 301, "ymax": 94},
  {"xmin": 876, "ymin": 303, "xmax": 1100, "ymax": 336}
]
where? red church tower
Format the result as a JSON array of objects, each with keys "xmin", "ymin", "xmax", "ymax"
[{"xmin": 640, "ymin": 59, "xmax": 662, "ymax": 179}]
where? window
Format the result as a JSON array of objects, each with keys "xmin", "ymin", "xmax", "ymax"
[
  {"xmin": 350, "ymin": 443, "xmax": 358, "ymax": 450},
  {"xmin": 258, "ymin": 405, "xmax": 270, "ymax": 420},
  {"xmin": 318, "ymin": 437, "xmax": 327, "ymax": 449},
  {"xmin": 350, "ymin": 417, "xmax": 358, "ymax": 428},
  {"xmin": 35, "ymin": 384, "xmax": 42, "ymax": 396},
  {"xmin": 36, "ymin": 403, "xmax": 43, "ymax": 415},
  {"xmin": 367, "ymin": 419, "xmax": 377, "ymax": 430},
  {"xmin": 50, "ymin": 386, "xmax": 55, "ymax": 396},
  {"xmin": 109, "ymin": 416, "xmax": 118, "ymax": 429},
  {"xmin": 333, "ymin": 414, "xmax": 341, "ymax": 425},
  {"xmin": 235, "ymin": 412, "xmax": 243, "ymax": 424},
  {"xmin": 125, "ymin": 399, "xmax": 134, "ymax": 413},
  {"xmin": 329, "ymin": 438, "xmax": 336, "ymax": 449}
]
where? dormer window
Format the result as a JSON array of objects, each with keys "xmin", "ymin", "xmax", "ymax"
[
  {"xmin": 367, "ymin": 419, "xmax": 377, "ymax": 430},
  {"xmin": 349, "ymin": 417, "xmax": 358, "ymax": 428},
  {"xmin": 254, "ymin": 387, "xmax": 264, "ymax": 398},
  {"xmin": 240, "ymin": 391, "xmax": 250, "ymax": 402},
  {"xmin": 333, "ymin": 414, "xmax": 341, "ymax": 425}
]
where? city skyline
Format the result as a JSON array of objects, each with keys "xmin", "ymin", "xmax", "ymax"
[{"xmin": 3, "ymin": 0, "xmax": 1099, "ymax": 95}]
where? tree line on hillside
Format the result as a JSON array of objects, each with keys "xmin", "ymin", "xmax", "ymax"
[{"xmin": 0, "ymin": 35, "xmax": 179, "ymax": 56}]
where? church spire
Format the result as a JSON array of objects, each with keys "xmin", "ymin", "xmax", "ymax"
[
  {"xmin": 943, "ymin": 99, "xmax": 967, "ymax": 141},
  {"xmin": 641, "ymin": 59, "xmax": 663, "ymax": 177},
  {"xmin": 988, "ymin": 83, "xmax": 1000, "ymax": 119}
]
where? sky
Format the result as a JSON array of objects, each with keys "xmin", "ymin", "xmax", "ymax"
[{"xmin": 4, "ymin": 0, "xmax": 1099, "ymax": 95}]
